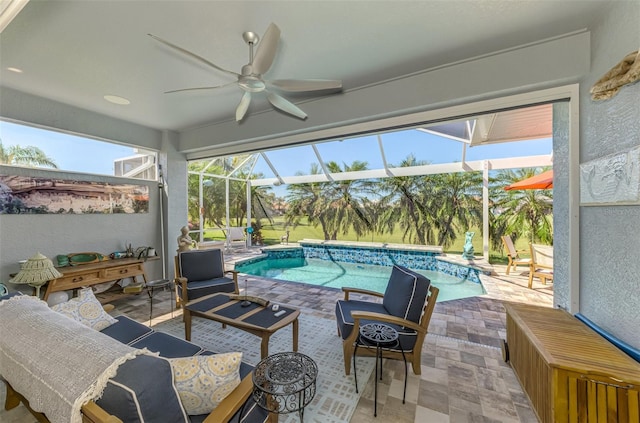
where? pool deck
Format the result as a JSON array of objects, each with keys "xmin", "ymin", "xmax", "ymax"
[{"xmin": 3, "ymin": 246, "xmax": 552, "ymax": 423}]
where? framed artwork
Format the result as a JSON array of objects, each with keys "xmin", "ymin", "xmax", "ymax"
[
  {"xmin": 0, "ymin": 174, "xmax": 149, "ymax": 214},
  {"xmin": 580, "ymin": 145, "xmax": 640, "ymax": 206}
]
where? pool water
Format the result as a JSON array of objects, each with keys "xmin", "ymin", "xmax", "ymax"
[{"xmin": 236, "ymin": 257, "xmax": 485, "ymax": 302}]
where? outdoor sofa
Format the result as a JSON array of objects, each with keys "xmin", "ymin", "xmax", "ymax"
[{"xmin": 0, "ymin": 292, "xmax": 269, "ymax": 423}]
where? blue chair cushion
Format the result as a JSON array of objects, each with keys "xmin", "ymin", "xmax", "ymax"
[
  {"xmin": 100, "ymin": 315, "xmax": 153, "ymax": 345},
  {"xmin": 97, "ymin": 354, "xmax": 189, "ymax": 423},
  {"xmin": 180, "ymin": 278, "xmax": 236, "ymax": 300},
  {"xmin": 335, "ymin": 299, "xmax": 418, "ymax": 351},
  {"xmin": 179, "ymin": 249, "xmax": 225, "ymax": 282},
  {"xmin": 382, "ymin": 265, "xmax": 431, "ymax": 323},
  {"xmin": 130, "ymin": 332, "xmax": 203, "ymax": 358}
]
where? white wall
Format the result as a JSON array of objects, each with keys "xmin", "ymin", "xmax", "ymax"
[
  {"xmin": 0, "ymin": 165, "xmax": 164, "ymax": 287},
  {"xmin": 578, "ymin": 0, "xmax": 640, "ymax": 349}
]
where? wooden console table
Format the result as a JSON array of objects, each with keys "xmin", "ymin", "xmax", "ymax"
[
  {"xmin": 505, "ymin": 302, "xmax": 640, "ymax": 423},
  {"xmin": 42, "ymin": 258, "xmax": 150, "ymax": 304}
]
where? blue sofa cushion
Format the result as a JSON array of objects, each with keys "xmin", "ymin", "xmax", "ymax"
[
  {"xmin": 383, "ymin": 265, "xmax": 430, "ymax": 323},
  {"xmin": 100, "ymin": 315, "xmax": 153, "ymax": 345},
  {"xmin": 130, "ymin": 332, "xmax": 203, "ymax": 358},
  {"xmin": 179, "ymin": 249, "xmax": 225, "ymax": 282},
  {"xmin": 335, "ymin": 299, "xmax": 418, "ymax": 351},
  {"xmin": 189, "ymin": 398, "xmax": 269, "ymax": 423},
  {"xmin": 97, "ymin": 354, "xmax": 189, "ymax": 423}
]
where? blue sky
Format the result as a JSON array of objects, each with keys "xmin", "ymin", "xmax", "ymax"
[
  {"xmin": 0, "ymin": 121, "xmax": 135, "ymax": 174},
  {"xmin": 1, "ymin": 120, "xmax": 552, "ymax": 196}
]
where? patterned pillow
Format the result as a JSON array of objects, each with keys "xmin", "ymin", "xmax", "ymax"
[
  {"xmin": 169, "ymin": 352, "xmax": 242, "ymax": 415},
  {"xmin": 52, "ymin": 288, "xmax": 117, "ymax": 331}
]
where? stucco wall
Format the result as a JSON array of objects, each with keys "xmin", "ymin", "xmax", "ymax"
[
  {"xmin": 578, "ymin": 1, "xmax": 640, "ymax": 349},
  {"xmin": 0, "ymin": 165, "xmax": 164, "ymax": 288}
]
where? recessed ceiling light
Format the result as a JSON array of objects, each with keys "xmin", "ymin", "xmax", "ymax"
[
  {"xmin": 104, "ymin": 95, "xmax": 130, "ymax": 105},
  {"xmin": 7, "ymin": 67, "xmax": 23, "ymax": 73}
]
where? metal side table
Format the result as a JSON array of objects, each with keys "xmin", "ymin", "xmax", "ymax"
[
  {"xmin": 252, "ymin": 352, "xmax": 318, "ymax": 422},
  {"xmin": 353, "ymin": 322, "xmax": 407, "ymax": 417},
  {"xmin": 146, "ymin": 279, "xmax": 173, "ymax": 324}
]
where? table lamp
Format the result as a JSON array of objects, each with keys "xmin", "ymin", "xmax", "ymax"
[{"xmin": 10, "ymin": 253, "xmax": 62, "ymax": 298}]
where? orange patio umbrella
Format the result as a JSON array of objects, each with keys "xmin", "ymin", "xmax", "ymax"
[{"xmin": 504, "ymin": 169, "xmax": 553, "ymax": 190}]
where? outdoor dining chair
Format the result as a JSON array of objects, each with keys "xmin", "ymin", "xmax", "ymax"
[
  {"xmin": 501, "ymin": 235, "xmax": 531, "ymax": 275},
  {"xmin": 528, "ymin": 243, "xmax": 554, "ymax": 288}
]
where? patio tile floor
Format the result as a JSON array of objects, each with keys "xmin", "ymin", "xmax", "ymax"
[
  {"xmin": 112, "ymin": 249, "xmax": 552, "ymax": 423},
  {"xmin": 1, "ymin": 248, "xmax": 552, "ymax": 422}
]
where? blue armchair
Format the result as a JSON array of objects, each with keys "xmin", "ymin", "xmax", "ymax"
[
  {"xmin": 174, "ymin": 249, "xmax": 239, "ymax": 308},
  {"xmin": 335, "ymin": 265, "xmax": 439, "ymax": 375}
]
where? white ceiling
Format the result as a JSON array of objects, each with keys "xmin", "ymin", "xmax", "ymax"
[{"xmin": 0, "ymin": 0, "xmax": 612, "ymax": 132}]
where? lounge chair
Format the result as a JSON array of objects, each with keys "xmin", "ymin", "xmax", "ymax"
[
  {"xmin": 528, "ymin": 243, "xmax": 554, "ymax": 288},
  {"xmin": 501, "ymin": 235, "xmax": 531, "ymax": 275},
  {"xmin": 226, "ymin": 226, "xmax": 247, "ymax": 250},
  {"xmin": 335, "ymin": 265, "xmax": 439, "ymax": 375},
  {"xmin": 174, "ymin": 249, "xmax": 239, "ymax": 308}
]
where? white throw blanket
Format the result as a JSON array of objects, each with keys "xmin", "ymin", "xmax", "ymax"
[{"xmin": 0, "ymin": 296, "xmax": 152, "ymax": 423}]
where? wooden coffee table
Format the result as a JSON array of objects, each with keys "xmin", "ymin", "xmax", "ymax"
[{"xmin": 183, "ymin": 293, "xmax": 300, "ymax": 359}]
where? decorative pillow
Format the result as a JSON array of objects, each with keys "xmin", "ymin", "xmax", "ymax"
[
  {"xmin": 169, "ymin": 352, "xmax": 242, "ymax": 415},
  {"xmin": 52, "ymin": 287, "xmax": 117, "ymax": 331}
]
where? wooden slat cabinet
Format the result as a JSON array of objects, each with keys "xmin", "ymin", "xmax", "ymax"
[{"xmin": 505, "ymin": 303, "xmax": 640, "ymax": 423}]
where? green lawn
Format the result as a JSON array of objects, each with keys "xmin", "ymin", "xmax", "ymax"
[{"xmin": 199, "ymin": 216, "xmax": 532, "ymax": 264}]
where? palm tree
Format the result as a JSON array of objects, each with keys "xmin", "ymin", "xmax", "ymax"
[
  {"xmin": 285, "ymin": 164, "xmax": 331, "ymax": 238},
  {"xmin": 429, "ymin": 171, "xmax": 483, "ymax": 249},
  {"xmin": 323, "ymin": 160, "xmax": 374, "ymax": 240},
  {"xmin": 378, "ymin": 155, "xmax": 434, "ymax": 244},
  {"xmin": 0, "ymin": 140, "xmax": 58, "ymax": 168},
  {"xmin": 285, "ymin": 161, "xmax": 373, "ymax": 241},
  {"xmin": 491, "ymin": 168, "xmax": 553, "ymax": 245}
]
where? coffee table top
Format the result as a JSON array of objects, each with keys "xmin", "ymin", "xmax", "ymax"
[{"xmin": 184, "ymin": 292, "xmax": 300, "ymax": 333}]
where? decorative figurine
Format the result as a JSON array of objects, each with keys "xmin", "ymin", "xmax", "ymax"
[
  {"xmin": 177, "ymin": 226, "xmax": 195, "ymax": 253},
  {"xmin": 462, "ymin": 231, "xmax": 475, "ymax": 260}
]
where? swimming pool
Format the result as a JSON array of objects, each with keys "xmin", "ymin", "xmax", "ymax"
[{"xmin": 235, "ymin": 256, "xmax": 486, "ymax": 302}]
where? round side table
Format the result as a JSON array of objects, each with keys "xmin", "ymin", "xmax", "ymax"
[
  {"xmin": 146, "ymin": 279, "xmax": 173, "ymax": 323},
  {"xmin": 252, "ymin": 352, "xmax": 318, "ymax": 422},
  {"xmin": 353, "ymin": 322, "xmax": 407, "ymax": 417}
]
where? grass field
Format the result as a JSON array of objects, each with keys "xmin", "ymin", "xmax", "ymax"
[{"xmin": 197, "ymin": 216, "xmax": 532, "ymax": 264}]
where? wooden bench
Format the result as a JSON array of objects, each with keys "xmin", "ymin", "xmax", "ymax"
[{"xmin": 505, "ymin": 302, "xmax": 640, "ymax": 423}]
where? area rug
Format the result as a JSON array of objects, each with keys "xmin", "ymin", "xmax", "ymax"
[{"xmin": 152, "ymin": 313, "xmax": 375, "ymax": 423}]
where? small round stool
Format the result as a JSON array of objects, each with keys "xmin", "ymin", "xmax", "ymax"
[
  {"xmin": 353, "ymin": 322, "xmax": 407, "ymax": 417},
  {"xmin": 252, "ymin": 352, "xmax": 317, "ymax": 422}
]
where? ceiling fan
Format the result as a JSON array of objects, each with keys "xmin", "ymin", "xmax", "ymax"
[{"xmin": 148, "ymin": 23, "xmax": 342, "ymax": 122}]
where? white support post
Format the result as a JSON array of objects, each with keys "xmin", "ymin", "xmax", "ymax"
[
  {"xmin": 225, "ymin": 178, "xmax": 230, "ymax": 251},
  {"xmin": 483, "ymin": 160, "xmax": 489, "ymax": 261},
  {"xmin": 198, "ymin": 173, "xmax": 204, "ymax": 243},
  {"xmin": 246, "ymin": 180, "xmax": 252, "ymax": 247}
]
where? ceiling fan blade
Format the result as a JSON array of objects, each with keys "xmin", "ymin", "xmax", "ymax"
[
  {"xmin": 266, "ymin": 92, "xmax": 307, "ymax": 120},
  {"xmin": 269, "ymin": 79, "xmax": 343, "ymax": 92},
  {"xmin": 165, "ymin": 82, "xmax": 236, "ymax": 94},
  {"xmin": 251, "ymin": 23, "xmax": 280, "ymax": 75},
  {"xmin": 148, "ymin": 33, "xmax": 240, "ymax": 78},
  {"xmin": 236, "ymin": 92, "xmax": 252, "ymax": 121}
]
